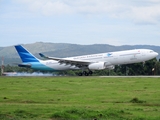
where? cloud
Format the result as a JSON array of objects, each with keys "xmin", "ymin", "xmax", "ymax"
[
  {"xmin": 71, "ymin": 1, "xmax": 124, "ymax": 14},
  {"xmin": 44, "ymin": 1, "xmax": 71, "ymax": 15},
  {"xmin": 13, "ymin": 0, "xmax": 160, "ymax": 24},
  {"xmin": 130, "ymin": 5, "xmax": 160, "ymax": 24}
]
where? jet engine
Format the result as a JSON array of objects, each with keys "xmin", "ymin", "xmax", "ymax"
[
  {"xmin": 88, "ymin": 62, "xmax": 115, "ymax": 70},
  {"xmin": 88, "ymin": 62, "xmax": 106, "ymax": 70},
  {"xmin": 105, "ymin": 65, "xmax": 115, "ymax": 70}
]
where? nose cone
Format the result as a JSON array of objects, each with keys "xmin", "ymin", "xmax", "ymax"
[
  {"xmin": 154, "ymin": 52, "xmax": 158, "ymax": 57},
  {"xmin": 153, "ymin": 52, "xmax": 158, "ymax": 57}
]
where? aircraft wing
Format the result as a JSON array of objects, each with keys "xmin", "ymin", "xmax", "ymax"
[{"xmin": 39, "ymin": 53, "xmax": 91, "ymax": 67}]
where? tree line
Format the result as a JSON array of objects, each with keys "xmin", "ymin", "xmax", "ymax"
[{"xmin": 1, "ymin": 58, "xmax": 160, "ymax": 76}]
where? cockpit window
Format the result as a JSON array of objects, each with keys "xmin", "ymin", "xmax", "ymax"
[{"xmin": 150, "ymin": 51, "xmax": 153, "ymax": 53}]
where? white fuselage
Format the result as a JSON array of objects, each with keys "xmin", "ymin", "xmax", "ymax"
[{"xmin": 36, "ymin": 49, "xmax": 158, "ymax": 71}]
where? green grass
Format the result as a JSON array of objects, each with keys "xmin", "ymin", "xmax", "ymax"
[{"xmin": 0, "ymin": 76, "xmax": 160, "ymax": 120}]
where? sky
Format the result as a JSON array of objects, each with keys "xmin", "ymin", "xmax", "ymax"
[{"xmin": 0, "ymin": 0, "xmax": 160, "ymax": 47}]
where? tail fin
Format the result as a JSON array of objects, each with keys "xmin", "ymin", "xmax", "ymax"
[{"xmin": 15, "ymin": 45, "xmax": 39, "ymax": 62}]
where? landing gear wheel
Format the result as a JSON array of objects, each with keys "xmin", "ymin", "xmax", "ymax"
[
  {"xmin": 88, "ymin": 71, "xmax": 93, "ymax": 75},
  {"xmin": 78, "ymin": 71, "xmax": 93, "ymax": 76},
  {"xmin": 85, "ymin": 72, "xmax": 89, "ymax": 76},
  {"xmin": 83, "ymin": 71, "xmax": 89, "ymax": 76},
  {"xmin": 78, "ymin": 72, "xmax": 83, "ymax": 76}
]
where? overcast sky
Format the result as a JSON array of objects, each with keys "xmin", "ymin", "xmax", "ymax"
[{"xmin": 0, "ymin": 0, "xmax": 160, "ymax": 47}]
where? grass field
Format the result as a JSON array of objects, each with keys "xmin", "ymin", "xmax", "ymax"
[{"xmin": 0, "ymin": 76, "xmax": 160, "ymax": 120}]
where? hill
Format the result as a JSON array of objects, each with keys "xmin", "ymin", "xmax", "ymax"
[{"xmin": 0, "ymin": 42, "xmax": 160, "ymax": 65}]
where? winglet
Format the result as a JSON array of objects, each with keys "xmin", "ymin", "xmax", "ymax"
[{"xmin": 39, "ymin": 53, "xmax": 48, "ymax": 58}]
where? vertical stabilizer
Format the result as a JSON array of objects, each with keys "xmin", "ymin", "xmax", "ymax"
[{"xmin": 15, "ymin": 45, "xmax": 39, "ymax": 63}]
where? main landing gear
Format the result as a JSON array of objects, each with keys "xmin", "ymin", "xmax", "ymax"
[{"xmin": 78, "ymin": 71, "xmax": 93, "ymax": 76}]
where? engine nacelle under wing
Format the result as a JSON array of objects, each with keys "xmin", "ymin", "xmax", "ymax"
[
  {"xmin": 88, "ymin": 62, "xmax": 106, "ymax": 70},
  {"xmin": 105, "ymin": 65, "xmax": 115, "ymax": 70},
  {"xmin": 88, "ymin": 62, "xmax": 115, "ymax": 70}
]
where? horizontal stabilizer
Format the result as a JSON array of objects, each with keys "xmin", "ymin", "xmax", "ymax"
[{"xmin": 14, "ymin": 63, "xmax": 31, "ymax": 68}]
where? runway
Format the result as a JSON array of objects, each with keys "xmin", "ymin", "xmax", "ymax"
[{"xmin": 100, "ymin": 76, "xmax": 160, "ymax": 78}]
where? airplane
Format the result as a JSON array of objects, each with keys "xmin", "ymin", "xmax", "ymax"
[{"xmin": 15, "ymin": 45, "xmax": 158, "ymax": 76}]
